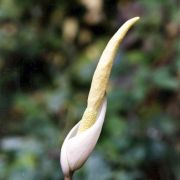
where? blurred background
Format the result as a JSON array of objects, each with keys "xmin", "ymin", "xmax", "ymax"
[{"xmin": 0, "ymin": 0, "xmax": 179, "ymax": 179}]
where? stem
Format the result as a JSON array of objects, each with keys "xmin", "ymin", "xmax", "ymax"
[
  {"xmin": 64, "ymin": 175, "xmax": 72, "ymax": 180},
  {"xmin": 64, "ymin": 176, "xmax": 72, "ymax": 180}
]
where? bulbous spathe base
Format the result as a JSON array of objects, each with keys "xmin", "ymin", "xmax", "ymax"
[{"xmin": 60, "ymin": 97, "xmax": 107, "ymax": 178}]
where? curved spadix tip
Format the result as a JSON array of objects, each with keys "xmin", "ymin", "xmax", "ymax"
[
  {"xmin": 131, "ymin": 16, "xmax": 140, "ymax": 21},
  {"xmin": 128, "ymin": 17, "xmax": 140, "ymax": 23},
  {"xmin": 122, "ymin": 17, "xmax": 140, "ymax": 28}
]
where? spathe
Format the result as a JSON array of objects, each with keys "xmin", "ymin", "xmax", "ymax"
[
  {"xmin": 60, "ymin": 97, "xmax": 107, "ymax": 179},
  {"xmin": 60, "ymin": 17, "xmax": 140, "ymax": 180}
]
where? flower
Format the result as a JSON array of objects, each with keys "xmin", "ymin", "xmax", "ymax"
[
  {"xmin": 61, "ymin": 97, "xmax": 107, "ymax": 179},
  {"xmin": 60, "ymin": 17, "xmax": 140, "ymax": 180}
]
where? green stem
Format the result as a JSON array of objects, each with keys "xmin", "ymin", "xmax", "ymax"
[
  {"xmin": 64, "ymin": 175, "xmax": 72, "ymax": 180},
  {"xmin": 64, "ymin": 172, "xmax": 73, "ymax": 180}
]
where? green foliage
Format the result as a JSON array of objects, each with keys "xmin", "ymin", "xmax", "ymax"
[{"xmin": 0, "ymin": 0, "xmax": 179, "ymax": 179}]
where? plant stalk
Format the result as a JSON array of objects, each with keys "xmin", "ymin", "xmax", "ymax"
[{"xmin": 64, "ymin": 175, "xmax": 72, "ymax": 180}]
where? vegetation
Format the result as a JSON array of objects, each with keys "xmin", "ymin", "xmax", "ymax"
[{"xmin": 0, "ymin": 0, "xmax": 179, "ymax": 179}]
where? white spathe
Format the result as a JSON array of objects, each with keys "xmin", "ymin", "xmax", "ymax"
[
  {"xmin": 60, "ymin": 97, "xmax": 107, "ymax": 178},
  {"xmin": 60, "ymin": 17, "xmax": 140, "ymax": 180}
]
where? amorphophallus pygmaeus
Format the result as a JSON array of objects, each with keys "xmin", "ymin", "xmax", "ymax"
[{"xmin": 60, "ymin": 17, "xmax": 140, "ymax": 180}]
